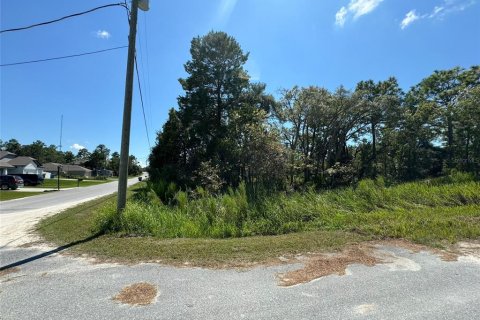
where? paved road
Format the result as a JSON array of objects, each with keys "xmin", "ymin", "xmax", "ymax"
[
  {"xmin": 1, "ymin": 245, "xmax": 479, "ymax": 320},
  {"xmin": 0, "ymin": 177, "xmax": 140, "ymax": 214},
  {"xmin": 0, "ymin": 177, "xmax": 140, "ymax": 247}
]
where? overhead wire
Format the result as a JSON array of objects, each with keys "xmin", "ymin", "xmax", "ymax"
[
  {"xmin": 142, "ymin": 12, "xmax": 154, "ymax": 145},
  {"xmin": 0, "ymin": 3, "xmax": 128, "ymax": 34},
  {"xmin": 0, "ymin": 46, "xmax": 128, "ymax": 67},
  {"xmin": 123, "ymin": 0, "xmax": 152, "ymax": 151},
  {"xmin": 135, "ymin": 55, "xmax": 152, "ymax": 149},
  {"xmin": 2, "ymin": 0, "xmax": 153, "ymax": 154}
]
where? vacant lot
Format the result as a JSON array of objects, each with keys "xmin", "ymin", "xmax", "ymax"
[{"xmin": 37, "ymin": 177, "xmax": 480, "ymax": 267}]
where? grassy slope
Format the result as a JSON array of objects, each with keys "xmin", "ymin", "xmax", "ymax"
[
  {"xmin": 37, "ymin": 179, "xmax": 109, "ymax": 189},
  {"xmin": 37, "ymin": 178, "xmax": 480, "ymax": 266},
  {"xmin": 0, "ymin": 191, "xmax": 43, "ymax": 201}
]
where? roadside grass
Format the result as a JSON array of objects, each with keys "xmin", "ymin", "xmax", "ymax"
[
  {"xmin": 0, "ymin": 191, "xmax": 43, "ymax": 201},
  {"xmin": 36, "ymin": 179, "xmax": 109, "ymax": 189},
  {"xmin": 36, "ymin": 175, "xmax": 480, "ymax": 266}
]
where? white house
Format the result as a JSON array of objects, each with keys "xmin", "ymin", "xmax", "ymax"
[
  {"xmin": 6, "ymin": 156, "xmax": 44, "ymax": 176},
  {"xmin": 0, "ymin": 151, "xmax": 17, "ymax": 175}
]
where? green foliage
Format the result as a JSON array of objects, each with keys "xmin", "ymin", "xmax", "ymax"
[
  {"xmin": 147, "ymin": 31, "xmax": 479, "ymax": 191},
  {"xmin": 96, "ymin": 177, "xmax": 480, "ymax": 242}
]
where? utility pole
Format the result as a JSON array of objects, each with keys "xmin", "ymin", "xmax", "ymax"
[{"xmin": 117, "ymin": 0, "xmax": 141, "ymax": 214}]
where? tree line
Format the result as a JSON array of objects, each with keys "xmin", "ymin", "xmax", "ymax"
[
  {"xmin": 147, "ymin": 31, "xmax": 479, "ymax": 192},
  {"xmin": 0, "ymin": 139, "xmax": 142, "ymax": 176}
]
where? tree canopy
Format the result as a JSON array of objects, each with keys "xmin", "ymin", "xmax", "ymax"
[{"xmin": 147, "ymin": 32, "xmax": 479, "ymax": 191}]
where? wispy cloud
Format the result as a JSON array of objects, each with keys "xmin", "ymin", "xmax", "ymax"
[
  {"xmin": 335, "ymin": 0, "xmax": 384, "ymax": 27},
  {"xmin": 400, "ymin": 10, "xmax": 420, "ymax": 29},
  {"xmin": 95, "ymin": 30, "xmax": 111, "ymax": 39},
  {"xmin": 335, "ymin": 6, "xmax": 348, "ymax": 27},
  {"xmin": 401, "ymin": 0, "xmax": 476, "ymax": 29},
  {"xmin": 213, "ymin": 0, "xmax": 238, "ymax": 27},
  {"xmin": 70, "ymin": 143, "xmax": 85, "ymax": 151}
]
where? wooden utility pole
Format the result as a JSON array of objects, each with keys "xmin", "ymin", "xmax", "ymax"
[{"xmin": 117, "ymin": 0, "xmax": 139, "ymax": 213}]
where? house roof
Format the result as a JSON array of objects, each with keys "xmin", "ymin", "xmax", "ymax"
[
  {"xmin": 0, "ymin": 151, "xmax": 16, "ymax": 160},
  {"xmin": 7, "ymin": 156, "xmax": 42, "ymax": 167},
  {"xmin": 43, "ymin": 162, "xmax": 63, "ymax": 172},
  {"xmin": 43, "ymin": 163, "xmax": 92, "ymax": 173},
  {"xmin": 0, "ymin": 162, "xmax": 14, "ymax": 168},
  {"xmin": 63, "ymin": 165, "xmax": 92, "ymax": 173}
]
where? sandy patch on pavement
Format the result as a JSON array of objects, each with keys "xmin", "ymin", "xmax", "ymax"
[
  {"xmin": 277, "ymin": 245, "xmax": 380, "ymax": 286},
  {"xmin": 276, "ymin": 239, "xmax": 480, "ymax": 286},
  {"xmin": 113, "ymin": 282, "xmax": 158, "ymax": 306},
  {"xmin": 0, "ymin": 267, "xmax": 20, "ymax": 277}
]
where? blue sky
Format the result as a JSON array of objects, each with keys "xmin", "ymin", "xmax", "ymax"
[{"xmin": 1, "ymin": 0, "xmax": 479, "ymax": 166}]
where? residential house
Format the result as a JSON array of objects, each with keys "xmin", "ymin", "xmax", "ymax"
[
  {"xmin": 6, "ymin": 156, "xmax": 44, "ymax": 176},
  {"xmin": 93, "ymin": 168, "xmax": 114, "ymax": 177},
  {"xmin": 0, "ymin": 151, "xmax": 16, "ymax": 175},
  {"xmin": 43, "ymin": 162, "xmax": 92, "ymax": 178}
]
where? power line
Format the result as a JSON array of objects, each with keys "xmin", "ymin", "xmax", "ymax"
[
  {"xmin": 0, "ymin": 46, "xmax": 128, "ymax": 67},
  {"xmin": 142, "ymin": 12, "xmax": 154, "ymax": 142},
  {"xmin": 134, "ymin": 54, "xmax": 152, "ymax": 149},
  {"xmin": 0, "ymin": 3, "xmax": 127, "ymax": 34}
]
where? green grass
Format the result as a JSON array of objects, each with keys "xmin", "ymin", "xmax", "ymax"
[
  {"xmin": 0, "ymin": 191, "xmax": 43, "ymax": 201},
  {"xmin": 36, "ymin": 179, "xmax": 109, "ymax": 189},
  {"xmin": 37, "ymin": 195, "xmax": 365, "ymax": 266},
  {"xmin": 36, "ymin": 174, "xmax": 480, "ymax": 266},
  {"xmin": 93, "ymin": 175, "xmax": 480, "ymax": 240}
]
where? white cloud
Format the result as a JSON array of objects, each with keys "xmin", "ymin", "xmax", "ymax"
[
  {"xmin": 400, "ymin": 10, "xmax": 420, "ymax": 29},
  {"xmin": 348, "ymin": 0, "xmax": 384, "ymax": 19},
  {"xmin": 335, "ymin": 6, "xmax": 348, "ymax": 27},
  {"xmin": 429, "ymin": 6, "xmax": 445, "ymax": 18},
  {"xmin": 335, "ymin": 0, "xmax": 384, "ymax": 27},
  {"xmin": 214, "ymin": 0, "xmax": 238, "ymax": 27},
  {"xmin": 70, "ymin": 143, "xmax": 85, "ymax": 151},
  {"xmin": 95, "ymin": 30, "xmax": 111, "ymax": 39},
  {"xmin": 401, "ymin": 0, "xmax": 476, "ymax": 30}
]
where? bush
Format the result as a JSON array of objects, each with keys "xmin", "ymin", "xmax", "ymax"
[{"xmin": 94, "ymin": 176, "xmax": 480, "ymax": 240}]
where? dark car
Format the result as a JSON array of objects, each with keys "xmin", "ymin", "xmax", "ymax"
[
  {"xmin": 0, "ymin": 175, "xmax": 23, "ymax": 190},
  {"xmin": 12, "ymin": 175, "xmax": 24, "ymax": 188},
  {"xmin": 14, "ymin": 174, "xmax": 43, "ymax": 186}
]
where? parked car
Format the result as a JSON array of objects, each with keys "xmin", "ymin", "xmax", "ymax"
[
  {"xmin": 0, "ymin": 175, "xmax": 23, "ymax": 190},
  {"xmin": 12, "ymin": 175, "xmax": 24, "ymax": 188},
  {"xmin": 14, "ymin": 174, "xmax": 43, "ymax": 186}
]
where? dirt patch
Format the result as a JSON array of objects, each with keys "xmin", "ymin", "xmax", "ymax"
[
  {"xmin": 0, "ymin": 267, "xmax": 20, "ymax": 277},
  {"xmin": 113, "ymin": 282, "xmax": 157, "ymax": 306},
  {"xmin": 276, "ymin": 239, "xmax": 469, "ymax": 286},
  {"xmin": 278, "ymin": 246, "xmax": 380, "ymax": 287},
  {"xmin": 454, "ymin": 241, "xmax": 480, "ymax": 260},
  {"xmin": 373, "ymin": 239, "xmax": 459, "ymax": 262}
]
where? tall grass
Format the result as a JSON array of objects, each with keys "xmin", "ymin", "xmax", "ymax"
[{"xmin": 94, "ymin": 173, "xmax": 480, "ymax": 242}]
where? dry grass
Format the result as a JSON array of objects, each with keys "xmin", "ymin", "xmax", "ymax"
[
  {"xmin": 113, "ymin": 282, "xmax": 157, "ymax": 306},
  {"xmin": 277, "ymin": 246, "xmax": 380, "ymax": 286},
  {"xmin": 276, "ymin": 239, "xmax": 469, "ymax": 286}
]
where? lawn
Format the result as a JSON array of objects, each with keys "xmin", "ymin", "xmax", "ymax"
[
  {"xmin": 0, "ymin": 191, "xmax": 43, "ymax": 201},
  {"xmin": 36, "ymin": 178, "xmax": 109, "ymax": 189},
  {"xmin": 36, "ymin": 175, "xmax": 480, "ymax": 267}
]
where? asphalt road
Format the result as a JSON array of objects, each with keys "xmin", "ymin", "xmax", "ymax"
[
  {"xmin": 0, "ymin": 177, "xmax": 140, "ymax": 214},
  {"xmin": 0, "ymin": 177, "xmax": 141, "ymax": 247},
  {"xmin": 1, "ymin": 245, "xmax": 479, "ymax": 320}
]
